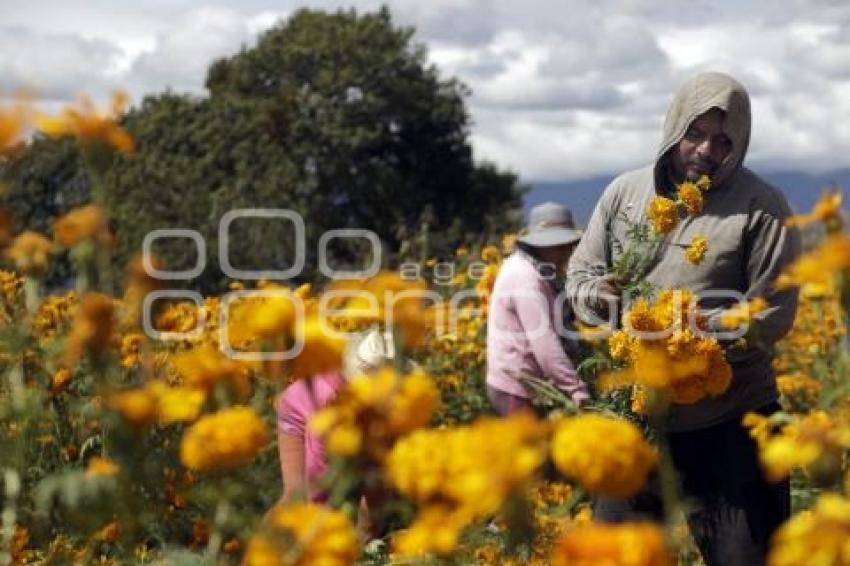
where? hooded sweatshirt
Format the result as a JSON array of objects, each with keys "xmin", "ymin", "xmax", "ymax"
[{"xmin": 566, "ymin": 72, "xmax": 801, "ymax": 431}]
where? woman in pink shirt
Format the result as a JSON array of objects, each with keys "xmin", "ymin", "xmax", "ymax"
[
  {"xmin": 275, "ymin": 327, "xmax": 398, "ymax": 503},
  {"xmin": 486, "ymin": 202, "xmax": 591, "ymax": 415}
]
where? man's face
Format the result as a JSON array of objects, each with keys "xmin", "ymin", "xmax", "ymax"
[{"xmin": 671, "ymin": 108, "xmax": 733, "ymax": 182}]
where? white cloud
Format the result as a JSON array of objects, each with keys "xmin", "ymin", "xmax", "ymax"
[{"xmin": 1, "ymin": 0, "xmax": 849, "ymax": 181}]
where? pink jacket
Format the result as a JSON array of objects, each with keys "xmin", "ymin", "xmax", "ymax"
[
  {"xmin": 486, "ymin": 252, "xmax": 590, "ymax": 405},
  {"xmin": 276, "ymin": 371, "xmax": 345, "ymax": 502}
]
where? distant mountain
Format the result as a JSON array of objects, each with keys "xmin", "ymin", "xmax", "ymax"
[{"xmin": 526, "ymin": 168, "xmax": 850, "ymax": 225}]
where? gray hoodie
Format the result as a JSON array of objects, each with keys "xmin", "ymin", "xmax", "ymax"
[{"xmin": 566, "ymin": 72, "xmax": 802, "ymax": 431}]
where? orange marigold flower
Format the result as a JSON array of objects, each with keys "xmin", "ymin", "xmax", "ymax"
[
  {"xmin": 5, "ymin": 231, "xmax": 53, "ymax": 276},
  {"xmin": 647, "ymin": 196, "xmax": 679, "ymax": 234},
  {"xmin": 685, "ymin": 234, "xmax": 708, "ymax": 265},
  {"xmin": 53, "ymin": 205, "xmax": 111, "ymax": 248},
  {"xmin": 35, "ymin": 91, "xmax": 135, "ymax": 153},
  {"xmin": 677, "ymin": 181, "xmax": 704, "ymax": 215},
  {"xmin": 552, "ymin": 522, "xmax": 670, "ymax": 566}
]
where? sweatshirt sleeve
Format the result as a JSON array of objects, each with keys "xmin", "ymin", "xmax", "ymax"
[
  {"xmin": 512, "ymin": 272, "xmax": 590, "ymax": 404},
  {"xmin": 740, "ymin": 201, "xmax": 802, "ymax": 345},
  {"xmin": 566, "ymin": 178, "xmax": 618, "ymax": 325}
]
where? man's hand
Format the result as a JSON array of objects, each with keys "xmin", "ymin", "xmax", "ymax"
[{"xmin": 595, "ymin": 273, "xmax": 622, "ymax": 318}]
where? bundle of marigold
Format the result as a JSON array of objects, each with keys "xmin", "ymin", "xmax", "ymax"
[
  {"xmin": 244, "ymin": 502, "xmax": 359, "ymax": 566},
  {"xmin": 310, "ymin": 367, "xmax": 439, "ymax": 462},
  {"xmin": 550, "ymin": 414, "xmax": 658, "ymax": 498},
  {"xmin": 602, "ymin": 289, "xmax": 732, "ymax": 405},
  {"xmin": 386, "ymin": 413, "xmax": 547, "ymax": 556}
]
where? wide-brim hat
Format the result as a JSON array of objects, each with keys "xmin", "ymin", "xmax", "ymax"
[{"xmin": 516, "ymin": 201, "xmax": 582, "ymax": 247}]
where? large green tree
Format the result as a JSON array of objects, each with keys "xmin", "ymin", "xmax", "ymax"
[{"xmin": 4, "ymin": 7, "xmax": 525, "ymax": 292}]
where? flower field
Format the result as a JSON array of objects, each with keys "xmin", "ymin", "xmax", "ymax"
[{"xmin": 1, "ymin": 93, "xmax": 850, "ymax": 566}]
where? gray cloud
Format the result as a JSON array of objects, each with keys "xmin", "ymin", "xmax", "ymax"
[{"xmin": 1, "ymin": 0, "xmax": 849, "ymax": 181}]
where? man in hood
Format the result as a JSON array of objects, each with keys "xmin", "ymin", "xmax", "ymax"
[{"xmin": 566, "ymin": 72, "xmax": 800, "ymax": 564}]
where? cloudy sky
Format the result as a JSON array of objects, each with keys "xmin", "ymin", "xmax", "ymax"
[{"xmin": 2, "ymin": 0, "xmax": 848, "ymax": 181}]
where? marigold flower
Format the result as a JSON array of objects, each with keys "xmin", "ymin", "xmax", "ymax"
[
  {"xmin": 786, "ymin": 190, "xmax": 843, "ymax": 229},
  {"xmin": 288, "ymin": 316, "xmax": 347, "ymax": 380},
  {"xmin": 63, "ymin": 292, "xmax": 116, "ymax": 367},
  {"xmin": 768, "ymin": 493, "xmax": 850, "ymax": 566},
  {"xmin": 5, "ymin": 231, "xmax": 53, "ymax": 276},
  {"xmin": 35, "ymin": 91, "xmax": 134, "ymax": 153},
  {"xmin": 776, "ymin": 372, "xmax": 822, "ymax": 412},
  {"xmin": 51, "ymin": 368, "xmax": 73, "ymax": 394},
  {"xmin": 552, "ymin": 522, "xmax": 670, "ymax": 566},
  {"xmin": 677, "ymin": 181, "xmax": 704, "ymax": 215},
  {"xmin": 719, "ymin": 296, "xmax": 769, "ymax": 330},
  {"xmin": 110, "ymin": 388, "xmax": 159, "ymax": 426},
  {"xmin": 86, "ymin": 457, "xmax": 119, "ymax": 477},
  {"xmin": 244, "ymin": 502, "xmax": 358, "ymax": 566},
  {"xmin": 757, "ymin": 410, "xmax": 850, "ymax": 483},
  {"xmin": 312, "ymin": 367, "xmax": 439, "ymax": 461},
  {"xmin": 392, "ymin": 504, "xmax": 473, "ymax": 557},
  {"xmin": 180, "ymin": 406, "xmax": 268, "ymax": 472},
  {"xmin": 0, "ymin": 93, "xmax": 31, "ymax": 156},
  {"xmin": 775, "ymin": 235, "xmax": 850, "ymax": 289},
  {"xmin": 685, "ymin": 234, "xmax": 708, "ymax": 264},
  {"xmin": 170, "ymin": 344, "xmax": 251, "ymax": 399},
  {"xmin": 647, "ymin": 196, "xmax": 679, "ymax": 234},
  {"xmin": 551, "ymin": 414, "xmax": 657, "ymax": 498},
  {"xmin": 53, "ymin": 205, "xmax": 111, "ymax": 248}
]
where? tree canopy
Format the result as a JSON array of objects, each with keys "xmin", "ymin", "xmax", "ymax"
[{"xmin": 3, "ymin": 7, "xmax": 525, "ymax": 292}]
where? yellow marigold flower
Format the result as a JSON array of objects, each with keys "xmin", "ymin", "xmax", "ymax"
[
  {"xmin": 608, "ymin": 330, "xmax": 637, "ymax": 362},
  {"xmin": 63, "ymin": 293, "xmax": 116, "ymax": 367},
  {"xmin": 502, "ymin": 233, "xmax": 518, "ymax": 253},
  {"xmin": 685, "ymin": 234, "xmax": 708, "ymax": 264},
  {"xmin": 742, "ymin": 412, "xmax": 775, "ymax": 449},
  {"xmin": 776, "ymin": 235, "xmax": 850, "ymax": 289},
  {"xmin": 768, "ymin": 493, "xmax": 850, "ymax": 566},
  {"xmin": 180, "ymin": 406, "xmax": 268, "ymax": 472},
  {"xmin": 119, "ymin": 333, "xmax": 144, "ymax": 368},
  {"xmin": 392, "ymin": 504, "xmax": 472, "ymax": 557},
  {"xmin": 51, "ymin": 368, "xmax": 73, "ymax": 394},
  {"xmin": 481, "ymin": 245, "xmax": 501, "ymax": 263},
  {"xmin": 5, "ymin": 230, "xmax": 53, "ymax": 276},
  {"xmin": 776, "ymin": 372, "xmax": 822, "ymax": 412},
  {"xmin": 631, "ymin": 385, "xmax": 648, "ymax": 415},
  {"xmin": 0, "ymin": 94, "xmax": 29, "ymax": 156},
  {"xmin": 551, "ymin": 414, "xmax": 658, "ymax": 498},
  {"xmin": 86, "ymin": 457, "xmax": 119, "ymax": 477},
  {"xmin": 110, "ymin": 388, "xmax": 158, "ymax": 426},
  {"xmin": 677, "ymin": 181, "xmax": 704, "ymax": 215},
  {"xmin": 227, "ymin": 285, "xmax": 298, "ymax": 344},
  {"xmin": 53, "ymin": 205, "xmax": 111, "ymax": 248},
  {"xmin": 288, "ymin": 316, "xmax": 347, "ymax": 380},
  {"xmin": 314, "ymin": 367, "xmax": 438, "ymax": 461},
  {"xmin": 552, "ymin": 522, "xmax": 670, "ymax": 566},
  {"xmin": 244, "ymin": 502, "xmax": 358, "ymax": 566},
  {"xmin": 148, "ymin": 382, "xmax": 206, "ymax": 424},
  {"xmin": 170, "ymin": 344, "xmax": 251, "ymax": 399},
  {"xmin": 758, "ymin": 410, "xmax": 850, "ymax": 484},
  {"xmin": 647, "ymin": 196, "xmax": 679, "ymax": 234},
  {"xmin": 35, "ymin": 91, "xmax": 135, "ymax": 154},
  {"xmin": 720, "ymin": 297, "xmax": 769, "ymax": 330},
  {"xmin": 387, "ymin": 413, "xmax": 544, "ymax": 517},
  {"xmin": 695, "ymin": 175, "xmax": 712, "ymax": 191},
  {"xmin": 786, "ymin": 190, "xmax": 843, "ymax": 229}
]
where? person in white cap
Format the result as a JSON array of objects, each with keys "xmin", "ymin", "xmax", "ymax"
[{"xmin": 486, "ymin": 201, "xmax": 591, "ymax": 415}]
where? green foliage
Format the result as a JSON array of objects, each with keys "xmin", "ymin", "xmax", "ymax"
[{"xmin": 2, "ymin": 7, "xmax": 525, "ymax": 293}]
